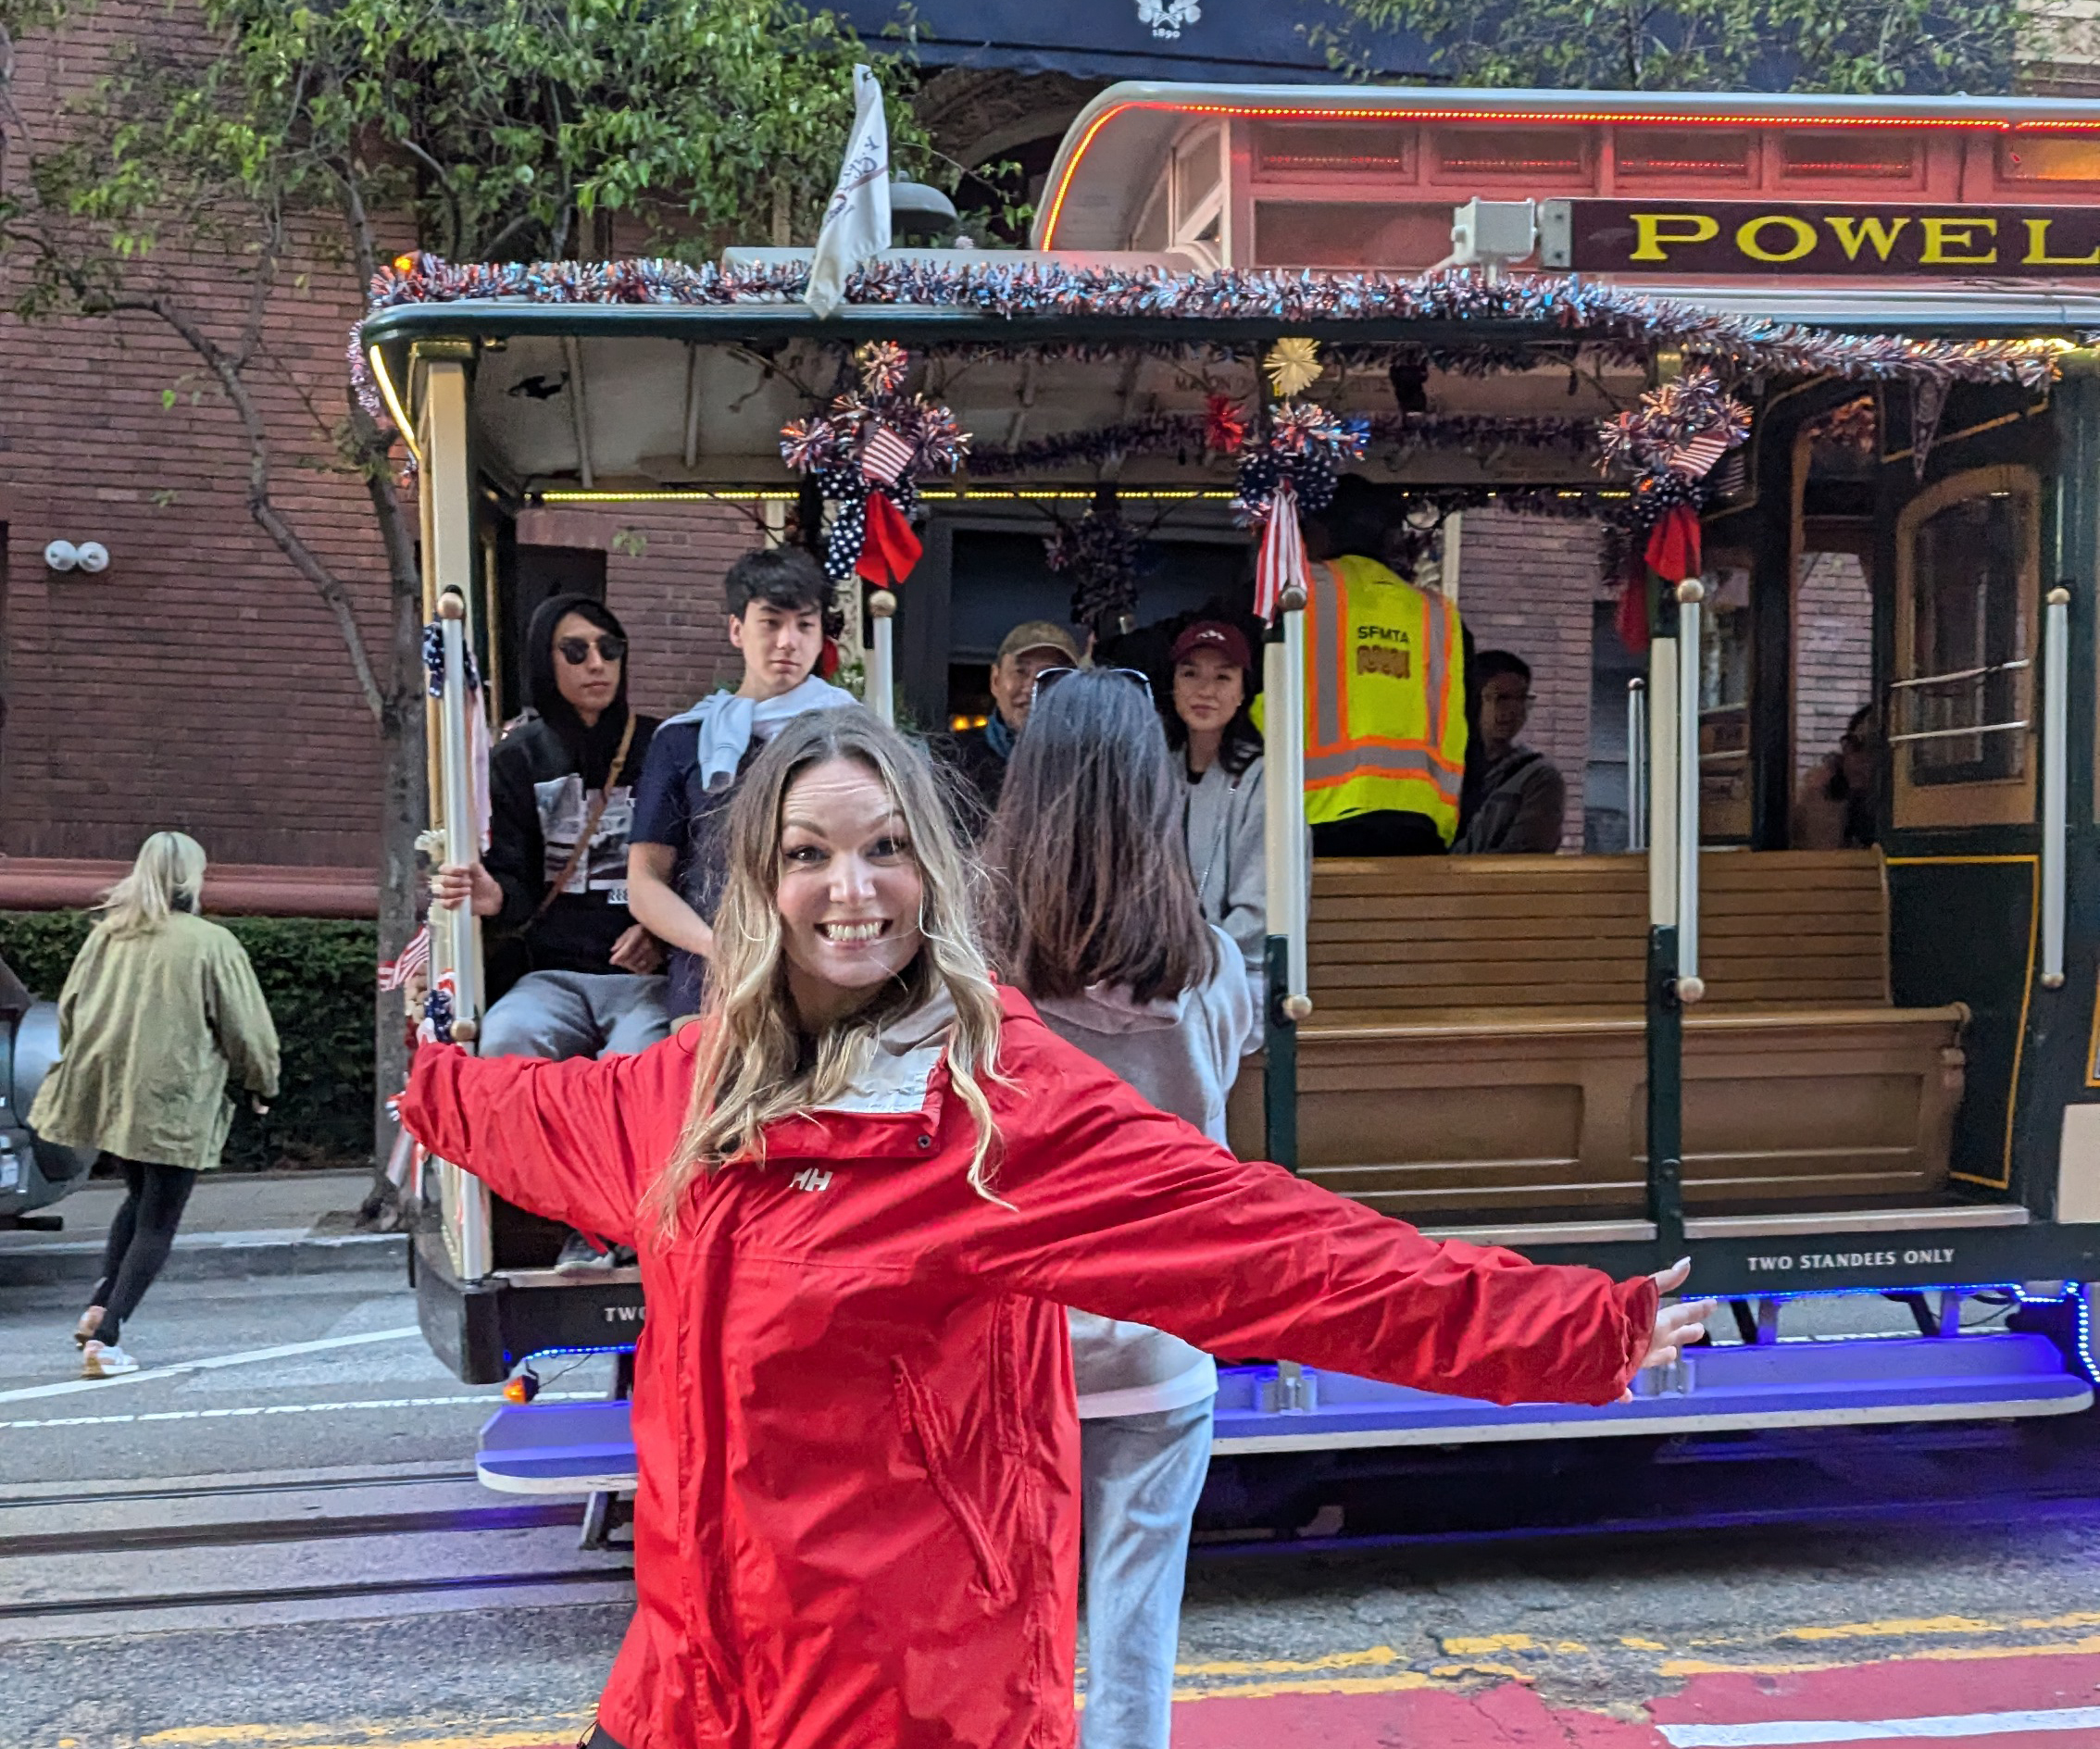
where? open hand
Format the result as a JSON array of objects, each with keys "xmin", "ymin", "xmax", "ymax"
[
  {"xmin": 608, "ymin": 924, "xmax": 665, "ymax": 975},
  {"xmin": 1623, "ymin": 1257, "xmax": 1716, "ymax": 1398}
]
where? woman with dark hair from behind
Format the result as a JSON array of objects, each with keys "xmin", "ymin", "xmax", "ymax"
[
  {"xmin": 981, "ymin": 668, "xmax": 1256, "ymax": 1749},
  {"xmin": 1163, "ymin": 619, "xmax": 1266, "ymax": 981}
]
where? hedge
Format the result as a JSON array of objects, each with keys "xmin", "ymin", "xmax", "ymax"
[{"xmin": 0, "ymin": 911, "xmax": 376, "ymax": 1171}]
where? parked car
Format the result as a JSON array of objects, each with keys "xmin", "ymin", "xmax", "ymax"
[{"xmin": 1, "ymin": 955, "xmax": 95, "ymax": 1228}]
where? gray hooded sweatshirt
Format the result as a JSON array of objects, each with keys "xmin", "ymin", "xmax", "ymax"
[
  {"xmin": 1182, "ymin": 754, "xmax": 1266, "ymax": 978},
  {"xmin": 1032, "ymin": 924, "xmax": 1257, "ymax": 1418}
]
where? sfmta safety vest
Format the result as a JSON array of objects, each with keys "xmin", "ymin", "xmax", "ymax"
[{"xmin": 1293, "ymin": 555, "xmax": 1468, "ymax": 839}]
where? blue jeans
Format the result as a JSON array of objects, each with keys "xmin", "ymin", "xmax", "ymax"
[
  {"xmin": 479, "ymin": 970, "xmax": 669, "ymax": 1059},
  {"xmin": 1080, "ymin": 1394, "xmax": 1216, "ymax": 1749}
]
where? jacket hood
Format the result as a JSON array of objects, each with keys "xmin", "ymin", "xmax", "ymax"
[
  {"xmin": 1031, "ymin": 981, "xmax": 1189, "ymax": 1037},
  {"xmin": 525, "ymin": 592, "xmax": 632, "ymax": 788}
]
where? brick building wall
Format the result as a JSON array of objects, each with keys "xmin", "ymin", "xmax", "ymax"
[
  {"xmin": 1452, "ymin": 506, "xmax": 1605, "ymax": 852},
  {"xmin": 1, "ymin": 5, "xmax": 394, "ymax": 868},
  {"xmin": 1794, "ymin": 550, "xmax": 1877, "ymax": 777}
]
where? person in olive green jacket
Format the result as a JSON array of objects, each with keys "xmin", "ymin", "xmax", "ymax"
[{"xmin": 29, "ymin": 831, "xmax": 280, "ymax": 1378}]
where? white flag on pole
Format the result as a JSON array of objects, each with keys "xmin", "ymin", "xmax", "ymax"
[{"xmin": 805, "ymin": 65, "xmax": 891, "ymax": 319}]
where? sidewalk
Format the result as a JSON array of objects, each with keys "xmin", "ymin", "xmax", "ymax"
[{"xmin": 0, "ymin": 1169, "xmax": 404, "ymax": 1286}]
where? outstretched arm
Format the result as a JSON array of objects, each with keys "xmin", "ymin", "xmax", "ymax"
[
  {"xmin": 957, "ymin": 1021, "xmax": 1694, "ymax": 1407},
  {"xmin": 399, "ymin": 1041, "xmax": 682, "ymax": 1246}
]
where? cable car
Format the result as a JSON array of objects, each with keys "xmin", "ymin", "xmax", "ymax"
[{"xmin": 360, "ymin": 83, "xmax": 2100, "ymax": 1510}]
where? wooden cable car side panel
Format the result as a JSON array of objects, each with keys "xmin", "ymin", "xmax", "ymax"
[{"xmin": 1227, "ymin": 850, "xmax": 1967, "ymax": 1218}]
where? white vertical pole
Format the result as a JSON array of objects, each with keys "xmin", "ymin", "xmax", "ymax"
[
  {"xmin": 1648, "ymin": 640, "xmax": 1680, "ymax": 933},
  {"xmin": 1266, "ymin": 605, "xmax": 1311, "ymax": 1014},
  {"xmin": 868, "ymin": 591, "xmax": 897, "ymax": 727},
  {"xmin": 2043, "ymin": 585, "xmax": 2071, "ymax": 990},
  {"xmin": 419, "ymin": 355, "xmax": 491, "ymax": 1283},
  {"xmin": 1627, "ymin": 676, "xmax": 1647, "ymax": 853},
  {"xmin": 1675, "ymin": 580, "xmax": 1706, "ymax": 1004}
]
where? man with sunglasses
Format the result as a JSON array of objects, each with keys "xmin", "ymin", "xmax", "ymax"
[
  {"xmin": 432, "ymin": 593, "xmax": 665, "ymax": 1271},
  {"xmin": 950, "ymin": 619, "xmax": 1083, "ymax": 817}
]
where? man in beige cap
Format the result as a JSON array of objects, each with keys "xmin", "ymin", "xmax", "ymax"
[{"xmin": 951, "ymin": 618, "xmax": 1081, "ymax": 816}]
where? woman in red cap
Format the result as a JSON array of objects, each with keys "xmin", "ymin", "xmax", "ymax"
[
  {"xmin": 398, "ymin": 708, "xmax": 1710, "ymax": 1749},
  {"xmin": 1166, "ymin": 619, "xmax": 1266, "ymax": 981}
]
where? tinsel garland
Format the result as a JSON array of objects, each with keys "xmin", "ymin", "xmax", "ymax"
[
  {"xmin": 965, "ymin": 409, "xmax": 1594, "ymax": 478},
  {"xmin": 354, "ymin": 255, "xmax": 2063, "ymax": 431},
  {"xmin": 1044, "ymin": 493, "xmax": 1147, "ymax": 636}
]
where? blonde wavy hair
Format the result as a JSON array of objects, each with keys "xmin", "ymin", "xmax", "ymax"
[
  {"xmin": 96, "ymin": 831, "xmax": 207, "ymax": 937},
  {"xmin": 644, "ymin": 710, "xmax": 1007, "ymax": 1239}
]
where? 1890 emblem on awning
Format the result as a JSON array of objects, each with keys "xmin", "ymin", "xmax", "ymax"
[{"xmin": 1137, "ymin": 0, "xmax": 1201, "ymax": 38}]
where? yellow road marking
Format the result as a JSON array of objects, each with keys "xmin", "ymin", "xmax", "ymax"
[
  {"xmin": 1661, "ymin": 1632, "xmax": 2100, "ymax": 1679},
  {"xmin": 1175, "ymin": 1644, "xmax": 1403, "ymax": 1677}
]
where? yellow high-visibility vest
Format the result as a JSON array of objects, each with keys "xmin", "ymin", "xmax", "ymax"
[{"xmin": 1257, "ymin": 556, "xmax": 1468, "ymax": 840}]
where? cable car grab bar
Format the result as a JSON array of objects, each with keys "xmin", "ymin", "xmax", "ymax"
[
  {"xmin": 1886, "ymin": 718, "xmax": 2031, "ymax": 746},
  {"xmin": 1889, "ymin": 656, "xmax": 2032, "ymax": 691},
  {"xmin": 1675, "ymin": 580, "xmax": 1704, "ymax": 1005},
  {"xmin": 2042, "ymin": 586, "xmax": 2069, "ymax": 990},
  {"xmin": 1626, "ymin": 676, "xmax": 1646, "ymax": 853}
]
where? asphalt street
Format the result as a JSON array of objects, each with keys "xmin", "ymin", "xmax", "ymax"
[{"xmin": 6, "ymin": 1263, "xmax": 2100, "ymax": 1747}]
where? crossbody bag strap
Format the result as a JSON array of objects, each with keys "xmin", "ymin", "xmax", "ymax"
[{"xmin": 528, "ymin": 713, "xmax": 636, "ymax": 928}]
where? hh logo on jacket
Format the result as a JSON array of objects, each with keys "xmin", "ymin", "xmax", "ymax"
[{"xmin": 789, "ymin": 1168, "xmax": 833, "ymax": 1193}]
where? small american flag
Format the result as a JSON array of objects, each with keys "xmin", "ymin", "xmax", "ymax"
[
  {"xmin": 1255, "ymin": 479, "xmax": 1310, "ymax": 625},
  {"xmin": 379, "ymin": 924, "xmax": 431, "ymax": 993},
  {"xmin": 1666, "ymin": 431, "xmax": 1730, "ymax": 480},
  {"xmin": 860, "ymin": 424, "xmax": 915, "ymax": 485}
]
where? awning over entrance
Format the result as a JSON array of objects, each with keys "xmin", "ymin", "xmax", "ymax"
[{"xmin": 837, "ymin": 0, "xmax": 1433, "ymax": 82}]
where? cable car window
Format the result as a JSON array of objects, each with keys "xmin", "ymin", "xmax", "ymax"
[{"xmin": 1893, "ymin": 468, "xmax": 2039, "ymax": 830}]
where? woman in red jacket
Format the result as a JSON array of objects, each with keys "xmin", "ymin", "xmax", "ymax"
[{"xmin": 400, "ymin": 708, "xmax": 1709, "ymax": 1749}]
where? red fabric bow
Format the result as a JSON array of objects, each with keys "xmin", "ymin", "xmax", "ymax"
[
  {"xmin": 856, "ymin": 493, "xmax": 922, "ymax": 587},
  {"xmin": 1643, "ymin": 503, "xmax": 1702, "ymax": 589}
]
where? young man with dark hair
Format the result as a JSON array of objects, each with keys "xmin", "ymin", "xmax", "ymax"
[
  {"xmin": 627, "ymin": 546, "xmax": 859, "ymax": 1020},
  {"xmin": 1453, "ymin": 650, "xmax": 1567, "ymax": 854}
]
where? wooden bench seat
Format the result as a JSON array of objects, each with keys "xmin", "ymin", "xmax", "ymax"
[{"xmin": 1224, "ymin": 851, "xmax": 1967, "ymax": 1220}]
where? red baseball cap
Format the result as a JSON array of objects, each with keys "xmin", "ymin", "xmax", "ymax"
[{"xmin": 1169, "ymin": 619, "xmax": 1254, "ymax": 674}]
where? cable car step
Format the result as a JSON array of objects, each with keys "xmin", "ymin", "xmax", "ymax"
[{"xmin": 472, "ymin": 1332, "xmax": 2088, "ymax": 1494}]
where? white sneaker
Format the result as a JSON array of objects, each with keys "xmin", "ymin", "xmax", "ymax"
[
  {"xmin": 555, "ymin": 1232, "xmax": 619, "ymax": 1275},
  {"xmin": 81, "ymin": 1341, "xmax": 139, "ymax": 1379}
]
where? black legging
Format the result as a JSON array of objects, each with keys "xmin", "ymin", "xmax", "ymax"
[{"xmin": 90, "ymin": 1157, "xmax": 199, "ymax": 1345}]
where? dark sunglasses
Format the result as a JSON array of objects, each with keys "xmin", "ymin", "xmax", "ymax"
[
  {"xmin": 557, "ymin": 634, "xmax": 627, "ymax": 666},
  {"xmin": 1030, "ymin": 666, "xmax": 1152, "ymax": 706}
]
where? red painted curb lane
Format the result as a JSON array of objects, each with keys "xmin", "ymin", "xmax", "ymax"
[
  {"xmin": 1650, "ymin": 1648, "xmax": 2100, "ymax": 1731},
  {"xmin": 1169, "ymin": 1682, "xmax": 1664, "ymax": 1746}
]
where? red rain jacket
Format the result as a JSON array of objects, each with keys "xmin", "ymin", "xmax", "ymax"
[{"xmin": 401, "ymin": 989, "xmax": 1656, "ymax": 1749}]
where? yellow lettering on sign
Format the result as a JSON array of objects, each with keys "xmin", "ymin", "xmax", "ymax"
[
  {"xmin": 1824, "ymin": 214, "xmax": 1911, "ymax": 262},
  {"xmin": 1735, "ymin": 214, "xmax": 1819, "ymax": 264},
  {"xmin": 1919, "ymin": 216, "xmax": 1997, "ymax": 265},
  {"xmin": 2024, "ymin": 218, "xmax": 2100, "ymax": 267},
  {"xmin": 1629, "ymin": 212, "xmax": 1720, "ymax": 262}
]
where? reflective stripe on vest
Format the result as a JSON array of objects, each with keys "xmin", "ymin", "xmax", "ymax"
[{"xmin": 1302, "ymin": 556, "xmax": 1467, "ymax": 836}]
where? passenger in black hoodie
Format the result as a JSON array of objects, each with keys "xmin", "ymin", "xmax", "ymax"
[{"xmin": 431, "ymin": 593, "xmax": 665, "ymax": 1271}]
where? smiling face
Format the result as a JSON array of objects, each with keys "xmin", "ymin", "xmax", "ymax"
[
  {"xmin": 988, "ymin": 644, "xmax": 1069, "ymax": 732},
  {"xmin": 553, "ymin": 610, "xmax": 622, "ymax": 725},
  {"xmin": 1172, "ymin": 646, "xmax": 1246, "ymax": 738},
  {"xmin": 776, "ymin": 756, "xmax": 925, "ymax": 1030},
  {"xmin": 731, "ymin": 598, "xmax": 826, "ymax": 703}
]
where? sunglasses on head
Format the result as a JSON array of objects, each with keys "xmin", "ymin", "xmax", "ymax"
[
  {"xmin": 1030, "ymin": 666, "xmax": 1153, "ymax": 705},
  {"xmin": 557, "ymin": 634, "xmax": 627, "ymax": 666}
]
